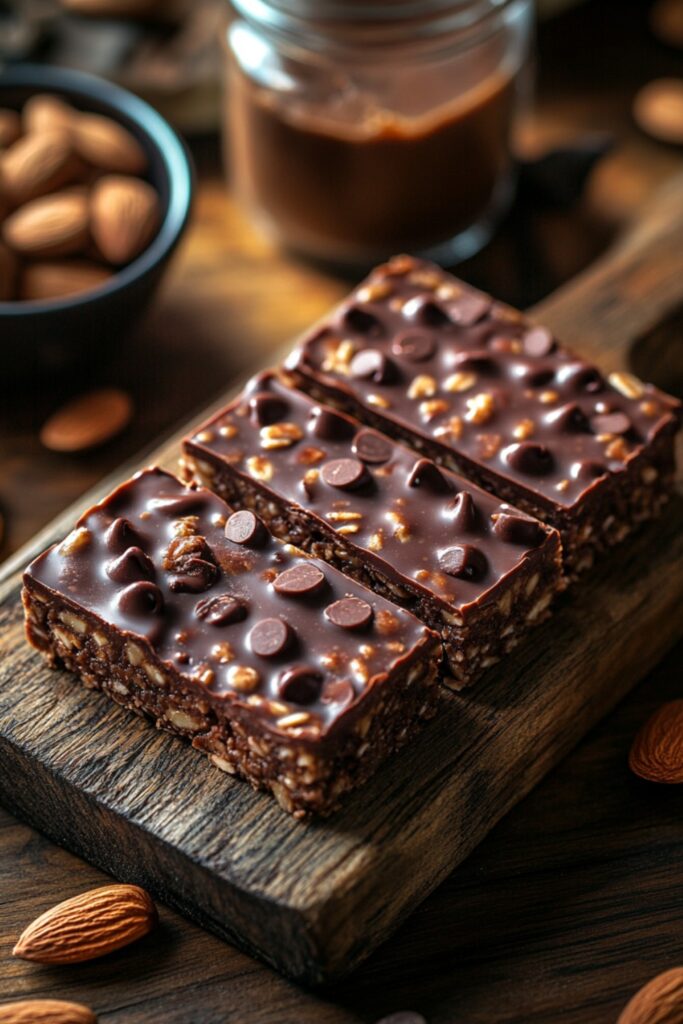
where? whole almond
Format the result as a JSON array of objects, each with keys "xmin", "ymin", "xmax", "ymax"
[
  {"xmin": 634, "ymin": 79, "xmax": 683, "ymax": 145},
  {"xmin": 3, "ymin": 192, "xmax": 89, "ymax": 259},
  {"xmin": 40, "ymin": 388, "xmax": 133, "ymax": 452},
  {"xmin": 23, "ymin": 94, "xmax": 76, "ymax": 136},
  {"xmin": 74, "ymin": 113, "xmax": 147, "ymax": 175},
  {"xmin": 0, "ymin": 999, "xmax": 96, "ymax": 1024},
  {"xmin": 629, "ymin": 700, "xmax": 683, "ymax": 783},
  {"xmin": 0, "ymin": 241, "xmax": 18, "ymax": 300},
  {"xmin": 91, "ymin": 175, "xmax": 160, "ymax": 264},
  {"xmin": 21, "ymin": 260, "xmax": 111, "ymax": 301},
  {"xmin": 0, "ymin": 108, "xmax": 21, "ymax": 148},
  {"xmin": 618, "ymin": 966, "xmax": 683, "ymax": 1023},
  {"xmin": 13, "ymin": 883, "xmax": 155, "ymax": 963},
  {"xmin": 1, "ymin": 130, "xmax": 77, "ymax": 205}
]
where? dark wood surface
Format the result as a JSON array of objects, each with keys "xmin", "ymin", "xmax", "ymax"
[{"xmin": 1, "ymin": 0, "xmax": 683, "ymax": 1020}]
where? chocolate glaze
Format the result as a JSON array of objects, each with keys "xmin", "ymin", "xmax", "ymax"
[
  {"xmin": 187, "ymin": 373, "xmax": 559, "ymax": 618},
  {"xmin": 25, "ymin": 468, "xmax": 435, "ymax": 741},
  {"xmin": 288, "ymin": 256, "xmax": 681, "ymax": 510}
]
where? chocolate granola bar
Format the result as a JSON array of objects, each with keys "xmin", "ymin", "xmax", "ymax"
[
  {"xmin": 287, "ymin": 255, "xmax": 681, "ymax": 573},
  {"xmin": 184, "ymin": 373, "xmax": 563, "ymax": 687},
  {"xmin": 22, "ymin": 468, "xmax": 440, "ymax": 818}
]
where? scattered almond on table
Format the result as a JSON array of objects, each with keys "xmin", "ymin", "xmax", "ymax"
[
  {"xmin": 13, "ymin": 883, "xmax": 156, "ymax": 964},
  {"xmin": 617, "ymin": 966, "xmax": 683, "ymax": 1023},
  {"xmin": 634, "ymin": 78, "xmax": 683, "ymax": 145},
  {"xmin": 0, "ymin": 92, "xmax": 160, "ymax": 302},
  {"xmin": 0, "ymin": 999, "xmax": 97, "ymax": 1024},
  {"xmin": 629, "ymin": 700, "xmax": 683, "ymax": 783},
  {"xmin": 40, "ymin": 388, "xmax": 133, "ymax": 452}
]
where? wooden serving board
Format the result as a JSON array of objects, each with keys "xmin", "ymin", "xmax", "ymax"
[{"xmin": 1, "ymin": 176, "xmax": 683, "ymax": 986}]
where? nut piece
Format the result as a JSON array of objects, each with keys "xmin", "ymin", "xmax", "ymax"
[
  {"xmin": 617, "ymin": 966, "xmax": 683, "ymax": 1024},
  {"xmin": 227, "ymin": 664, "xmax": 260, "ymax": 692},
  {"xmin": 629, "ymin": 700, "xmax": 683, "ymax": 783},
  {"xmin": 1, "ymin": 129, "xmax": 77, "ymax": 205},
  {"xmin": 609, "ymin": 370, "xmax": 645, "ymax": 400},
  {"xmin": 90, "ymin": 175, "xmax": 160, "ymax": 265},
  {"xmin": 407, "ymin": 374, "xmax": 437, "ymax": 400},
  {"xmin": 12, "ymin": 884, "xmax": 156, "ymax": 964},
  {"xmin": 73, "ymin": 113, "xmax": 147, "ymax": 174},
  {"xmin": 59, "ymin": 527, "xmax": 91, "ymax": 556},
  {"xmin": 21, "ymin": 260, "xmax": 111, "ymax": 302},
  {"xmin": 259, "ymin": 422, "xmax": 304, "ymax": 450},
  {"xmin": 23, "ymin": 94, "xmax": 76, "ymax": 135},
  {"xmin": 465, "ymin": 392, "xmax": 495, "ymax": 424},
  {"xmin": 41, "ymin": 388, "xmax": 133, "ymax": 452},
  {"xmin": 0, "ymin": 998, "xmax": 97, "ymax": 1023},
  {"xmin": 3, "ymin": 192, "xmax": 89, "ymax": 259},
  {"xmin": 634, "ymin": 77, "xmax": 683, "ymax": 144}
]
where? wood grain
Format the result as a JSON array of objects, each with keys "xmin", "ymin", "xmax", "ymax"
[{"xmin": 1, "ymin": 167, "xmax": 683, "ymax": 982}]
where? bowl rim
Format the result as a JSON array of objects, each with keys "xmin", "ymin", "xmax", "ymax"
[{"xmin": 0, "ymin": 63, "xmax": 194, "ymax": 315}]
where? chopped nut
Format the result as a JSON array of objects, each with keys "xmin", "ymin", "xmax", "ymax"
[
  {"xmin": 93, "ymin": 631, "xmax": 108, "ymax": 648},
  {"xmin": 260, "ymin": 422, "xmax": 304, "ymax": 450},
  {"xmin": 409, "ymin": 269, "xmax": 442, "ymax": 289},
  {"xmin": 609, "ymin": 370, "xmax": 644, "ymax": 399},
  {"xmin": 376, "ymin": 609, "xmax": 399, "ymax": 634},
  {"xmin": 476, "ymin": 433, "xmax": 502, "ymax": 459},
  {"xmin": 336, "ymin": 523, "xmax": 360, "ymax": 535},
  {"xmin": 277, "ymin": 711, "xmax": 311, "ymax": 729},
  {"xmin": 303, "ymin": 468, "xmax": 319, "ymax": 491},
  {"xmin": 419, "ymin": 398, "xmax": 449, "ymax": 421},
  {"xmin": 350, "ymin": 658, "xmax": 369, "ymax": 683},
  {"xmin": 322, "ymin": 338, "xmax": 355, "ymax": 374},
  {"xmin": 386, "ymin": 254, "xmax": 416, "ymax": 276},
  {"xmin": 246, "ymin": 455, "xmax": 274, "ymax": 481},
  {"xmin": 605, "ymin": 437, "xmax": 630, "ymax": 461},
  {"xmin": 436, "ymin": 282, "xmax": 462, "ymax": 300},
  {"xmin": 59, "ymin": 610, "xmax": 87, "ymax": 634},
  {"xmin": 167, "ymin": 709, "xmax": 203, "ymax": 732},
  {"xmin": 359, "ymin": 644, "xmax": 375, "ymax": 657},
  {"xmin": 193, "ymin": 665, "xmax": 215, "ymax": 686},
  {"xmin": 196, "ymin": 429, "xmax": 214, "ymax": 443},
  {"xmin": 367, "ymin": 393, "xmax": 391, "ymax": 409},
  {"xmin": 59, "ymin": 526, "xmax": 91, "ymax": 556},
  {"xmin": 297, "ymin": 445, "xmax": 326, "ymax": 465},
  {"xmin": 407, "ymin": 374, "xmax": 438, "ymax": 399},
  {"xmin": 227, "ymin": 664, "xmax": 260, "ymax": 692},
  {"xmin": 126, "ymin": 642, "xmax": 145, "ymax": 666},
  {"xmin": 368, "ymin": 529, "xmax": 384, "ymax": 552},
  {"xmin": 326, "ymin": 510, "xmax": 362, "ymax": 521},
  {"xmin": 642, "ymin": 466, "xmax": 658, "ymax": 484},
  {"xmin": 555, "ymin": 479, "xmax": 570, "ymax": 493},
  {"xmin": 211, "ymin": 642, "xmax": 235, "ymax": 664},
  {"xmin": 513, "ymin": 418, "xmax": 535, "ymax": 440},
  {"xmin": 444, "ymin": 371, "xmax": 477, "ymax": 393},
  {"xmin": 218, "ymin": 421, "xmax": 238, "ymax": 439},
  {"xmin": 211, "ymin": 512, "xmax": 227, "ymax": 528},
  {"xmin": 144, "ymin": 662, "xmax": 166, "ymax": 687},
  {"xmin": 434, "ymin": 415, "xmax": 463, "ymax": 440},
  {"xmin": 357, "ymin": 280, "xmax": 393, "ymax": 302},
  {"xmin": 465, "ymin": 392, "xmax": 495, "ymax": 424},
  {"xmin": 539, "ymin": 390, "xmax": 559, "ymax": 404},
  {"xmin": 52, "ymin": 626, "xmax": 81, "ymax": 650},
  {"xmin": 173, "ymin": 515, "xmax": 199, "ymax": 538},
  {"xmin": 210, "ymin": 754, "xmax": 237, "ymax": 774},
  {"xmin": 387, "ymin": 509, "xmax": 411, "ymax": 542},
  {"xmin": 640, "ymin": 399, "xmax": 659, "ymax": 417}
]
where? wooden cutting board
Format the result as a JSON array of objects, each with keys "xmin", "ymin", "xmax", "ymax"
[{"xmin": 1, "ymin": 175, "xmax": 682, "ymax": 986}]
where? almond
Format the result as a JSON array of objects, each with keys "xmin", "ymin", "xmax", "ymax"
[
  {"xmin": 0, "ymin": 108, "xmax": 21, "ymax": 149},
  {"xmin": 21, "ymin": 260, "xmax": 112, "ymax": 302},
  {"xmin": 1, "ymin": 130, "xmax": 78, "ymax": 205},
  {"xmin": 40, "ymin": 388, "xmax": 133, "ymax": 452},
  {"xmin": 91, "ymin": 174, "xmax": 160, "ymax": 264},
  {"xmin": 0, "ymin": 999, "xmax": 96, "ymax": 1024},
  {"xmin": 629, "ymin": 700, "xmax": 683, "ymax": 783},
  {"xmin": 0, "ymin": 241, "xmax": 18, "ymax": 300},
  {"xmin": 618, "ymin": 966, "xmax": 683, "ymax": 1023},
  {"xmin": 23, "ymin": 94, "xmax": 76, "ymax": 136},
  {"xmin": 634, "ymin": 79, "xmax": 683, "ymax": 145},
  {"xmin": 3, "ymin": 192, "xmax": 90, "ymax": 258},
  {"xmin": 13, "ymin": 883, "xmax": 155, "ymax": 964},
  {"xmin": 74, "ymin": 113, "xmax": 147, "ymax": 175}
]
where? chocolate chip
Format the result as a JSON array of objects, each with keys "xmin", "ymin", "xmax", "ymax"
[
  {"xmin": 503, "ymin": 442, "xmax": 555, "ymax": 476},
  {"xmin": 557, "ymin": 362, "xmax": 604, "ymax": 394},
  {"xmin": 590, "ymin": 411, "xmax": 631, "ymax": 435},
  {"xmin": 325, "ymin": 596, "xmax": 373, "ymax": 630},
  {"xmin": 445, "ymin": 292, "xmax": 491, "ymax": 326},
  {"xmin": 106, "ymin": 546, "xmax": 155, "ymax": 584},
  {"xmin": 169, "ymin": 559, "xmax": 219, "ymax": 593},
  {"xmin": 321, "ymin": 457, "xmax": 367, "ymax": 491},
  {"xmin": 273, "ymin": 562, "xmax": 325, "ymax": 596},
  {"xmin": 402, "ymin": 294, "xmax": 449, "ymax": 326},
  {"xmin": 514, "ymin": 362, "xmax": 555, "ymax": 387},
  {"xmin": 249, "ymin": 391, "xmax": 288, "ymax": 427},
  {"xmin": 492, "ymin": 512, "xmax": 545, "ymax": 547},
  {"xmin": 571, "ymin": 459, "xmax": 607, "ymax": 480},
  {"xmin": 321, "ymin": 679, "xmax": 355, "ymax": 706},
  {"xmin": 195, "ymin": 594, "xmax": 247, "ymax": 625},
  {"xmin": 451, "ymin": 349, "xmax": 496, "ymax": 372},
  {"xmin": 439, "ymin": 544, "xmax": 488, "ymax": 581},
  {"xmin": 117, "ymin": 580, "xmax": 164, "ymax": 617},
  {"xmin": 310, "ymin": 406, "xmax": 355, "ymax": 441},
  {"xmin": 406, "ymin": 458, "xmax": 451, "ymax": 493},
  {"xmin": 523, "ymin": 326, "xmax": 555, "ymax": 357},
  {"xmin": 278, "ymin": 665, "xmax": 323, "ymax": 704},
  {"xmin": 250, "ymin": 617, "xmax": 292, "ymax": 657},
  {"xmin": 391, "ymin": 331, "xmax": 436, "ymax": 362},
  {"xmin": 105, "ymin": 516, "xmax": 143, "ymax": 552},
  {"xmin": 446, "ymin": 490, "xmax": 477, "ymax": 532},
  {"xmin": 150, "ymin": 493, "xmax": 207, "ymax": 516},
  {"xmin": 343, "ymin": 305, "xmax": 383, "ymax": 335},
  {"xmin": 225, "ymin": 509, "xmax": 266, "ymax": 546},
  {"xmin": 350, "ymin": 349, "xmax": 395, "ymax": 384},
  {"xmin": 352, "ymin": 429, "xmax": 393, "ymax": 465},
  {"xmin": 546, "ymin": 402, "xmax": 589, "ymax": 433}
]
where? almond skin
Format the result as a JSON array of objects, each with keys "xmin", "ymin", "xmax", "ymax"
[
  {"xmin": 0, "ymin": 999, "xmax": 96, "ymax": 1024},
  {"xmin": 3, "ymin": 192, "xmax": 90, "ymax": 259},
  {"xmin": 21, "ymin": 260, "xmax": 112, "ymax": 302},
  {"xmin": 1, "ymin": 130, "xmax": 78, "ymax": 205},
  {"xmin": 0, "ymin": 108, "xmax": 21, "ymax": 148},
  {"xmin": 40, "ymin": 388, "xmax": 133, "ymax": 452},
  {"xmin": 629, "ymin": 700, "xmax": 683, "ymax": 783},
  {"xmin": 74, "ymin": 113, "xmax": 147, "ymax": 175},
  {"xmin": 23, "ymin": 94, "xmax": 76, "ymax": 136},
  {"xmin": 91, "ymin": 174, "xmax": 160, "ymax": 264},
  {"xmin": 13, "ymin": 883, "xmax": 155, "ymax": 964},
  {"xmin": 618, "ymin": 966, "xmax": 683, "ymax": 1023}
]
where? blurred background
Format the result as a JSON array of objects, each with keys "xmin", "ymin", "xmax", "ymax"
[{"xmin": 2, "ymin": 0, "xmax": 683, "ymax": 560}]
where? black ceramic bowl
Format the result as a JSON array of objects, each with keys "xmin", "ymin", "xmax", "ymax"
[{"xmin": 0, "ymin": 64, "xmax": 193, "ymax": 378}]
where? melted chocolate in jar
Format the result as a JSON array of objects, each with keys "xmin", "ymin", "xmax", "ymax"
[{"xmin": 229, "ymin": 66, "xmax": 517, "ymax": 262}]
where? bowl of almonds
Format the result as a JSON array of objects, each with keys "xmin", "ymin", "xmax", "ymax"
[{"xmin": 0, "ymin": 63, "xmax": 193, "ymax": 377}]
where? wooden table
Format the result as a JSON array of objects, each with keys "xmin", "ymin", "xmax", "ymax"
[{"xmin": 1, "ymin": 1, "xmax": 682, "ymax": 1020}]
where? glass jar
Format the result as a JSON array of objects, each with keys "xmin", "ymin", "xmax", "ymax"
[{"xmin": 224, "ymin": 0, "xmax": 533, "ymax": 269}]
